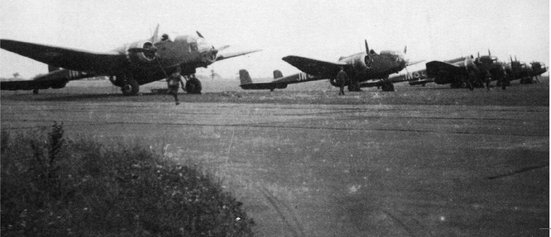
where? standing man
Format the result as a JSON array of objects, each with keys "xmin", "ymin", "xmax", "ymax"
[
  {"xmin": 336, "ymin": 67, "xmax": 348, "ymax": 96},
  {"xmin": 484, "ymin": 71, "xmax": 492, "ymax": 91},
  {"xmin": 167, "ymin": 70, "xmax": 184, "ymax": 105}
]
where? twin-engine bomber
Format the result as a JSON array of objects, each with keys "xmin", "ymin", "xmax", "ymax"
[
  {"xmin": 0, "ymin": 25, "xmax": 260, "ymax": 95},
  {"xmin": 240, "ymin": 40, "xmax": 422, "ymax": 92}
]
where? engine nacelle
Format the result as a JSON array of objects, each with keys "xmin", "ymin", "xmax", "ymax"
[
  {"xmin": 125, "ymin": 41, "xmax": 157, "ymax": 65},
  {"xmin": 340, "ymin": 53, "xmax": 370, "ymax": 72}
]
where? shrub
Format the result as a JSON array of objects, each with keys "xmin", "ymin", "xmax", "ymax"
[{"xmin": 1, "ymin": 123, "xmax": 254, "ymax": 236}]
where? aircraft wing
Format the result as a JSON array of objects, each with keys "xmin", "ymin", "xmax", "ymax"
[
  {"xmin": 1, "ymin": 78, "xmax": 67, "ymax": 91},
  {"xmin": 215, "ymin": 49, "xmax": 261, "ymax": 61},
  {"xmin": 1, "ymin": 69, "xmax": 96, "ymax": 91},
  {"xmin": 282, "ymin": 55, "xmax": 348, "ymax": 78},
  {"xmin": 0, "ymin": 39, "xmax": 127, "ymax": 74},
  {"xmin": 240, "ymin": 82, "xmax": 288, "ymax": 90},
  {"xmin": 406, "ymin": 60, "xmax": 425, "ymax": 67},
  {"xmin": 425, "ymin": 60, "xmax": 466, "ymax": 77}
]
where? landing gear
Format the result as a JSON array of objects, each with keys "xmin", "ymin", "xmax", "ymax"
[
  {"xmin": 184, "ymin": 75, "xmax": 202, "ymax": 94},
  {"xmin": 347, "ymin": 77, "xmax": 362, "ymax": 92},
  {"xmin": 520, "ymin": 77, "xmax": 534, "ymax": 84},
  {"xmin": 450, "ymin": 80, "xmax": 464, "ymax": 88},
  {"xmin": 380, "ymin": 78, "xmax": 395, "ymax": 92},
  {"xmin": 120, "ymin": 76, "xmax": 139, "ymax": 96},
  {"xmin": 109, "ymin": 74, "xmax": 140, "ymax": 96}
]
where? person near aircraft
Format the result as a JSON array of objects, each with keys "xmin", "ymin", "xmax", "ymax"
[
  {"xmin": 167, "ymin": 69, "xmax": 184, "ymax": 105},
  {"xmin": 484, "ymin": 71, "xmax": 491, "ymax": 91},
  {"xmin": 336, "ymin": 67, "xmax": 348, "ymax": 95},
  {"xmin": 161, "ymin": 33, "xmax": 170, "ymax": 41}
]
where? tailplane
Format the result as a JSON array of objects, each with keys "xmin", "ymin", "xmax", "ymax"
[
  {"xmin": 239, "ymin": 69, "xmax": 253, "ymax": 85},
  {"xmin": 273, "ymin": 70, "xmax": 283, "ymax": 79}
]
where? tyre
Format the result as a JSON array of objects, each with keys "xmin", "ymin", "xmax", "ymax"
[
  {"xmin": 121, "ymin": 79, "xmax": 139, "ymax": 96},
  {"xmin": 185, "ymin": 77, "xmax": 202, "ymax": 94}
]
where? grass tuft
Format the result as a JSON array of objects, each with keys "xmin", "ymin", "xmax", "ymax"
[{"xmin": 1, "ymin": 123, "xmax": 254, "ymax": 236}]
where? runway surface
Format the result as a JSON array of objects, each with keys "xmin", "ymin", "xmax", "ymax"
[{"xmin": 1, "ymin": 82, "xmax": 549, "ymax": 236}]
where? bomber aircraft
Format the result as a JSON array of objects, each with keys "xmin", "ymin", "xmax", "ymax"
[
  {"xmin": 243, "ymin": 40, "xmax": 420, "ymax": 92},
  {"xmin": 425, "ymin": 51, "xmax": 507, "ymax": 90},
  {"xmin": 530, "ymin": 61, "xmax": 547, "ymax": 82},
  {"xmin": 0, "ymin": 25, "xmax": 260, "ymax": 95},
  {"xmin": 505, "ymin": 56, "xmax": 547, "ymax": 84}
]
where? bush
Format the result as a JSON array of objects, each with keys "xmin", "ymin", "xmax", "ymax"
[{"xmin": 1, "ymin": 123, "xmax": 254, "ymax": 236}]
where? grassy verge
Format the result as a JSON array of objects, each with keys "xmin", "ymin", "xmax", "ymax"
[{"xmin": 1, "ymin": 123, "xmax": 254, "ymax": 236}]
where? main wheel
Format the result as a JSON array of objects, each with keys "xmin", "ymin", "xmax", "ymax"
[
  {"xmin": 185, "ymin": 77, "xmax": 202, "ymax": 94},
  {"xmin": 121, "ymin": 78, "xmax": 139, "ymax": 96}
]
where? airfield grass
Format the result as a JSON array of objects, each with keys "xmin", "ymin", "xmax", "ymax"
[{"xmin": 1, "ymin": 123, "xmax": 254, "ymax": 236}]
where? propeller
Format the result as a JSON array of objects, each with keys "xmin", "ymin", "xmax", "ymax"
[
  {"xmin": 403, "ymin": 45, "xmax": 407, "ymax": 54},
  {"xmin": 216, "ymin": 45, "xmax": 230, "ymax": 51},
  {"xmin": 196, "ymin": 31, "xmax": 204, "ymax": 38},
  {"xmin": 364, "ymin": 40, "xmax": 374, "ymax": 68}
]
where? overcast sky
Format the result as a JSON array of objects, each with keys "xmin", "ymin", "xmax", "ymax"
[{"xmin": 0, "ymin": 0, "xmax": 548, "ymax": 79}]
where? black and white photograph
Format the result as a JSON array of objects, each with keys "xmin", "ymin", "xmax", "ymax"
[{"xmin": 0, "ymin": 0, "xmax": 548, "ymax": 236}]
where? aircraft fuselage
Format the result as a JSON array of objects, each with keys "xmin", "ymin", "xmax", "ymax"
[
  {"xmin": 337, "ymin": 50, "xmax": 406, "ymax": 81},
  {"xmin": 111, "ymin": 35, "xmax": 217, "ymax": 85}
]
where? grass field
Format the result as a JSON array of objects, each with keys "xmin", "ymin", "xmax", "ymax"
[{"xmin": 1, "ymin": 76, "xmax": 548, "ymax": 236}]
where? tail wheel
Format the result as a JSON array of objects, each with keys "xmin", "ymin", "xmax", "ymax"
[
  {"xmin": 121, "ymin": 78, "xmax": 139, "ymax": 96},
  {"xmin": 185, "ymin": 77, "xmax": 202, "ymax": 94}
]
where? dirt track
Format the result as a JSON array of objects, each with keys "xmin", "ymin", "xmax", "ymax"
[{"xmin": 1, "ymin": 80, "xmax": 549, "ymax": 236}]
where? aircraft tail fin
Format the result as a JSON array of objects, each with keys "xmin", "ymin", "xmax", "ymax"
[
  {"xmin": 48, "ymin": 65, "xmax": 60, "ymax": 72},
  {"xmin": 239, "ymin": 69, "xmax": 253, "ymax": 85},
  {"xmin": 273, "ymin": 70, "xmax": 283, "ymax": 79}
]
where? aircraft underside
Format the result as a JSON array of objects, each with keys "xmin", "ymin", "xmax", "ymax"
[{"xmin": 108, "ymin": 66, "xmax": 203, "ymax": 95}]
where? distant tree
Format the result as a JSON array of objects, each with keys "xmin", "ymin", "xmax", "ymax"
[{"xmin": 12, "ymin": 72, "xmax": 19, "ymax": 78}]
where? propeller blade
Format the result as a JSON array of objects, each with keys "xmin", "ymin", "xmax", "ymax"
[
  {"xmin": 364, "ymin": 40, "xmax": 369, "ymax": 54},
  {"xmin": 216, "ymin": 45, "xmax": 231, "ymax": 51},
  {"xmin": 477, "ymin": 52, "xmax": 480, "ymax": 58},
  {"xmin": 196, "ymin": 31, "xmax": 204, "ymax": 38},
  {"xmin": 488, "ymin": 49, "xmax": 491, "ymax": 56},
  {"xmin": 406, "ymin": 60, "xmax": 425, "ymax": 67},
  {"xmin": 150, "ymin": 24, "xmax": 160, "ymax": 42},
  {"xmin": 403, "ymin": 45, "xmax": 407, "ymax": 54}
]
